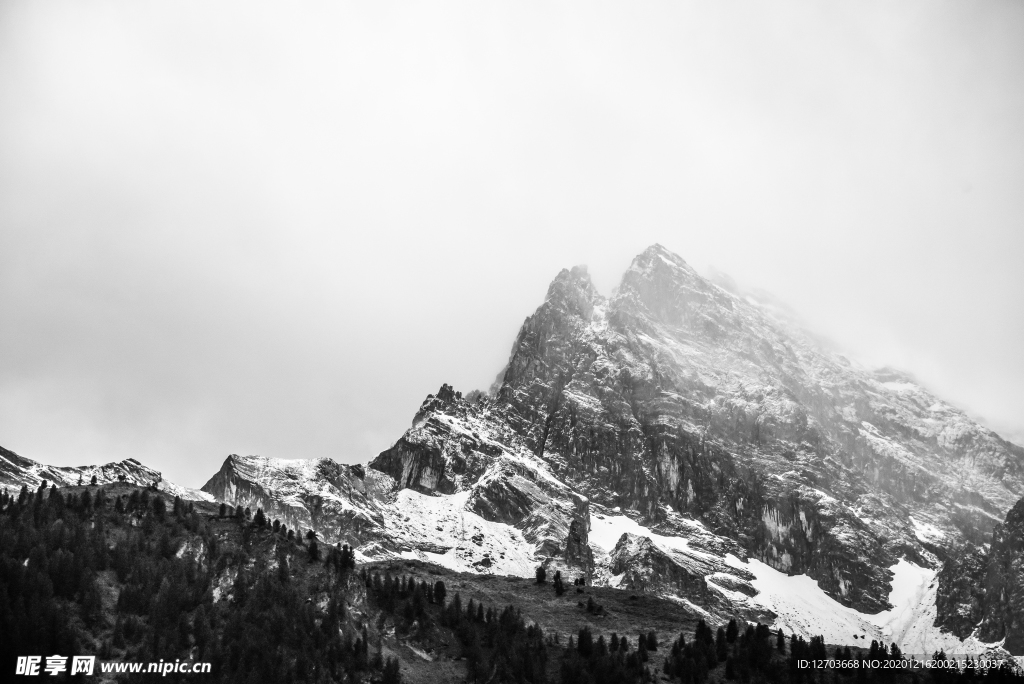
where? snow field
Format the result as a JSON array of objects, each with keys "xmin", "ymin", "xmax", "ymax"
[
  {"xmin": 589, "ymin": 511, "xmax": 1001, "ymax": 655},
  {"xmin": 391, "ymin": 489, "xmax": 536, "ymax": 578}
]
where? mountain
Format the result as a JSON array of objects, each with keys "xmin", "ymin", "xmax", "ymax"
[
  {"xmin": 4, "ymin": 244, "xmax": 1022, "ymax": 656},
  {"xmin": 0, "ymin": 444, "xmax": 213, "ymax": 502},
  {"xmin": 190, "ymin": 245, "xmax": 1024, "ymax": 655}
]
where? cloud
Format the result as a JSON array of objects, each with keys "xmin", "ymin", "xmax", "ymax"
[{"xmin": 1, "ymin": 0, "xmax": 1022, "ymax": 485}]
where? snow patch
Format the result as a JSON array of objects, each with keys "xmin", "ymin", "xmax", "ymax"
[
  {"xmin": 389, "ymin": 490, "xmax": 536, "ymax": 578},
  {"xmin": 589, "ymin": 512, "xmax": 716, "ymax": 563},
  {"xmin": 882, "ymin": 382, "xmax": 918, "ymax": 393},
  {"xmin": 723, "ymin": 555, "xmax": 1003, "ymax": 655},
  {"xmin": 909, "ymin": 517, "xmax": 946, "ymax": 544}
]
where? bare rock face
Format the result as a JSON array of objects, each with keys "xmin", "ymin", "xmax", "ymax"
[
  {"xmin": 610, "ymin": 533, "xmax": 721, "ymax": 604},
  {"xmin": 371, "ymin": 384, "xmax": 470, "ymax": 494},
  {"xmin": 935, "ymin": 545, "xmax": 987, "ymax": 639},
  {"xmin": 368, "ymin": 383, "xmax": 596, "ymax": 576},
  {"xmin": 607, "ymin": 532, "xmax": 767, "ymax": 624},
  {"xmin": 977, "ymin": 498, "xmax": 1024, "ymax": 654},
  {"xmin": 201, "ymin": 454, "xmax": 393, "ymax": 548},
  {"xmin": 933, "ymin": 496, "xmax": 1024, "ymax": 654},
  {"xmin": 480, "ymin": 245, "xmax": 1024, "ymax": 612},
  {"xmin": 563, "ymin": 495, "xmax": 594, "ymax": 571}
]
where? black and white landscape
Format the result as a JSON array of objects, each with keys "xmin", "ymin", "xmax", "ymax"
[
  {"xmin": 2, "ymin": 2, "xmax": 1023, "ymax": 683},
  {"xmin": 4, "ymin": 245, "xmax": 1024, "ymax": 662}
]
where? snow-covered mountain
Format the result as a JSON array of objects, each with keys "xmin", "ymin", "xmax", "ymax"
[
  {"xmin": 194, "ymin": 245, "xmax": 1024, "ymax": 655},
  {"xmin": 0, "ymin": 443, "xmax": 213, "ymax": 502},
  {"xmin": 4, "ymin": 244, "xmax": 1022, "ymax": 655}
]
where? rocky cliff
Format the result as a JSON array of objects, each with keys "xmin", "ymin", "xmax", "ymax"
[
  {"xmin": 978, "ymin": 498, "xmax": 1024, "ymax": 653},
  {"xmin": 200, "ymin": 454, "xmax": 393, "ymax": 548},
  {"xmin": 933, "ymin": 496, "xmax": 1024, "ymax": 655}
]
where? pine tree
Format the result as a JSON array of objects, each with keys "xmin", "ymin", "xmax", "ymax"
[
  {"xmin": 726, "ymin": 618, "xmax": 739, "ymax": 643},
  {"xmin": 278, "ymin": 553, "xmax": 290, "ymax": 583},
  {"xmin": 152, "ymin": 495, "xmax": 166, "ymax": 519},
  {"xmin": 553, "ymin": 569, "xmax": 565, "ymax": 595},
  {"xmin": 382, "ymin": 656, "xmax": 402, "ymax": 684},
  {"xmin": 577, "ymin": 627, "xmax": 593, "ymax": 657}
]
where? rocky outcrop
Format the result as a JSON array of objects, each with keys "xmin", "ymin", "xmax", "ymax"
[
  {"xmin": 610, "ymin": 533, "xmax": 711, "ymax": 597},
  {"xmin": 201, "ymin": 454, "xmax": 392, "ymax": 547},
  {"xmin": 934, "ymin": 496, "xmax": 1024, "ymax": 654},
  {"xmin": 935, "ymin": 545, "xmax": 987, "ymax": 639},
  {"xmin": 564, "ymin": 495, "xmax": 594, "ymax": 572},
  {"xmin": 608, "ymin": 533, "xmax": 765, "ymax": 622},
  {"xmin": 371, "ymin": 384, "xmax": 471, "ymax": 494},
  {"xmin": 978, "ymin": 498, "xmax": 1024, "ymax": 653},
  {"xmin": 371, "ymin": 383, "xmax": 596, "ymax": 576}
]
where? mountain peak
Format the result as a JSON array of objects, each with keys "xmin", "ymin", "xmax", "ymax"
[
  {"xmin": 544, "ymin": 264, "xmax": 596, "ymax": 301},
  {"xmin": 634, "ymin": 243, "xmax": 695, "ymax": 273}
]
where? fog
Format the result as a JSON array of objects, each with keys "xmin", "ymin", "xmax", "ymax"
[{"xmin": 1, "ymin": 1, "xmax": 1022, "ymax": 488}]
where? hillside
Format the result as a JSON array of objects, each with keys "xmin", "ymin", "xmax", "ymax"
[{"xmin": 4, "ymin": 481, "xmax": 1021, "ymax": 683}]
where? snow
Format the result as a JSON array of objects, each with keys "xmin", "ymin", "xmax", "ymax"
[
  {"xmin": 563, "ymin": 389, "xmax": 604, "ymax": 414},
  {"xmin": 589, "ymin": 512, "xmax": 716, "ymax": 563},
  {"xmin": 723, "ymin": 554, "xmax": 872, "ymax": 643},
  {"xmin": 882, "ymin": 382, "xmax": 918, "ymax": 393},
  {"xmin": 870, "ymin": 561, "xmax": 1002, "ymax": 657},
  {"xmin": 909, "ymin": 517, "xmax": 946, "ymax": 544},
  {"xmin": 389, "ymin": 490, "xmax": 536, "ymax": 578},
  {"xmin": 721, "ymin": 555, "xmax": 1003, "ymax": 655},
  {"xmin": 160, "ymin": 481, "xmax": 215, "ymax": 503}
]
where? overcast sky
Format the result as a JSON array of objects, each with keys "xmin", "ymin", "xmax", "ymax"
[{"xmin": 1, "ymin": 1, "xmax": 1022, "ymax": 489}]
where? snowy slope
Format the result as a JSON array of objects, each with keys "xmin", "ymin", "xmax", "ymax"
[
  {"xmin": 392, "ymin": 490, "xmax": 537, "ymax": 577},
  {"xmin": 587, "ymin": 507, "xmax": 1003, "ymax": 656},
  {"xmin": 0, "ymin": 446, "xmax": 212, "ymax": 502},
  {"xmin": 728, "ymin": 556, "xmax": 1004, "ymax": 656}
]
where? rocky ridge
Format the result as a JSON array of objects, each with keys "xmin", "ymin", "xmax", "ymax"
[{"xmin": 0, "ymin": 444, "xmax": 212, "ymax": 502}]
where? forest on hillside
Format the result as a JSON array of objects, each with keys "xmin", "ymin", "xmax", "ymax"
[{"xmin": 2, "ymin": 482, "xmax": 1021, "ymax": 684}]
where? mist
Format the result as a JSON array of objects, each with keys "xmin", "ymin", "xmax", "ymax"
[{"xmin": 1, "ymin": 0, "xmax": 1022, "ymax": 488}]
